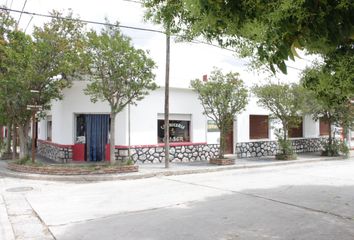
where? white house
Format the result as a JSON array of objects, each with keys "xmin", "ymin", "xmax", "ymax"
[
  {"xmin": 36, "ymin": 80, "xmax": 347, "ymax": 163},
  {"xmin": 37, "ymin": 81, "xmax": 219, "ymax": 163}
]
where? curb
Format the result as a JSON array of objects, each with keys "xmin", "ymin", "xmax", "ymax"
[{"xmin": 0, "ymin": 156, "xmax": 351, "ymax": 182}]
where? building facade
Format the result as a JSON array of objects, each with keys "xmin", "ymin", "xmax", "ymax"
[
  {"xmin": 37, "ymin": 81, "xmax": 219, "ymax": 163},
  {"xmin": 37, "ymin": 81, "xmax": 345, "ymax": 163}
]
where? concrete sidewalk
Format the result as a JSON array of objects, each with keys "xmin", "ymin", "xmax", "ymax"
[{"xmin": 0, "ymin": 152, "xmax": 352, "ymax": 182}]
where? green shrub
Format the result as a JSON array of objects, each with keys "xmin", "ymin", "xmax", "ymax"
[
  {"xmin": 119, "ymin": 158, "xmax": 134, "ymax": 166},
  {"xmin": 322, "ymin": 139, "xmax": 349, "ymax": 157},
  {"xmin": 0, "ymin": 138, "xmax": 4, "ymax": 155},
  {"xmin": 274, "ymin": 129, "xmax": 296, "ymax": 160},
  {"xmin": 16, "ymin": 156, "xmax": 31, "ymax": 165}
]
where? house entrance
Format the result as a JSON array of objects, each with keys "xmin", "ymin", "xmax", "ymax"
[
  {"xmin": 75, "ymin": 114, "xmax": 109, "ymax": 161},
  {"xmin": 225, "ymin": 127, "xmax": 234, "ymax": 154}
]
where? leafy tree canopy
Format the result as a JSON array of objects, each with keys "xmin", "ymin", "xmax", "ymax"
[
  {"xmin": 85, "ymin": 24, "xmax": 157, "ymax": 114},
  {"xmin": 252, "ymin": 82, "xmax": 308, "ymax": 157},
  {"xmin": 84, "ymin": 24, "xmax": 157, "ymax": 163},
  {"xmin": 144, "ymin": 0, "xmax": 354, "ymax": 73},
  {"xmin": 191, "ymin": 68, "xmax": 248, "ymax": 158},
  {"xmin": 253, "ymin": 83, "xmax": 307, "ymax": 139},
  {"xmin": 301, "ymin": 45, "xmax": 354, "ymax": 131},
  {"xmin": 301, "ymin": 45, "xmax": 353, "ymax": 156},
  {"xmin": 0, "ymin": 9, "xmax": 88, "ymax": 159}
]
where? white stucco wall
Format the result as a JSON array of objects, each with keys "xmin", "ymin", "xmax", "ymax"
[
  {"xmin": 37, "ymin": 117, "xmax": 47, "ymax": 140},
  {"xmin": 38, "ymin": 81, "xmax": 127, "ymax": 145},
  {"xmin": 129, "ymin": 87, "xmax": 207, "ymax": 145},
  {"xmin": 38, "ymin": 82, "xmax": 207, "ymax": 146},
  {"xmin": 236, "ymin": 95, "xmax": 275, "ymax": 142},
  {"xmin": 38, "ymin": 81, "xmax": 324, "ymax": 147},
  {"xmin": 303, "ymin": 115, "xmax": 319, "ymax": 138}
]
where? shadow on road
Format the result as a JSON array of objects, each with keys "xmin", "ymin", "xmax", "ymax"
[{"xmin": 52, "ymin": 184, "xmax": 354, "ymax": 240}]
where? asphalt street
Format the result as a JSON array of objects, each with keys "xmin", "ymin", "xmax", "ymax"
[{"xmin": 1, "ymin": 159, "xmax": 354, "ymax": 240}]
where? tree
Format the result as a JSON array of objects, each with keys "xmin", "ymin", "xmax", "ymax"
[
  {"xmin": 191, "ymin": 68, "xmax": 248, "ymax": 159},
  {"xmin": 0, "ymin": 10, "xmax": 87, "ymax": 160},
  {"xmin": 0, "ymin": 9, "xmax": 32, "ymax": 158},
  {"xmin": 143, "ymin": 0, "xmax": 354, "ymax": 73},
  {"xmin": 84, "ymin": 25, "xmax": 157, "ymax": 164},
  {"xmin": 0, "ymin": 30, "xmax": 34, "ymax": 159},
  {"xmin": 253, "ymin": 83, "xmax": 307, "ymax": 159},
  {"xmin": 301, "ymin": 47, "xmax": 354, "ymax": 156}
]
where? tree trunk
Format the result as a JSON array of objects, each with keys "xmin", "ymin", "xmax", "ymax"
[
  {"xmin": 0, "ymin": 124, "xmax": 3, "ymax": 142},
  {"xmin": 283, "ymin": 126, "xmax": 287, "ymax": 141},
  {"xmin": 219, "ymin": 124, "xmax": 226, "ymax": 159},
  {"xmin": 164, "ymin": 27, "xmax": 171, "ymax": 168},
  {"xmin": 18, "ymin": 121, "xmax": 30, "ymax": 159},
  {"xmin": 12, "ymin": 124, "xmax": 17, "ymax": 160},
  {"xmin": 110, "ymin": 113, "xmax": 116, "ymax": 164},
  {"xmin": 283, "ymin": 123, "xmax": 288, "ymax": 155},
  {"xmin": 5, "ymin": 122, "xmax": 12, "ymax": 153},
  {"xmin": 328, "ymin": 118, "xmax": 333, "ymax": 156}
]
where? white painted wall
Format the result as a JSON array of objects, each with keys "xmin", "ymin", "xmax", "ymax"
[
  {"xmin": 38, "ymin": 117, "xmax": 47, "ymax": 140},
  {"xmin": 303, "ymin": 115, "xmax": 319, "ymax": 138},
  {"xmin": 129, "ymin": 87, "xmax": 207, "ymax": 145},
  {"xmin": 236, "ymin": 95, "xmax": 275, "ymax": 142},
  {"xmin": 38, "ymin": 81, "xmax": 127, "ymax": 145},
  {"xmin": 38, "ymin": 81, "xmax": 323, "ymax": 147},
  {"xmin": 234, "ymin": 95, "xmax": 320, "ymax": 144},
  {"xmin": 38, "ymin": 82, "xmax": 207, "ymax": 146}
]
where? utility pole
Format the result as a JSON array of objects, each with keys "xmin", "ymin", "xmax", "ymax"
[
  {"xmin": 31, "ymin": 109, "xmax": 36, "ymax": 162},
  {"xmin": 164, "ymin": 26, "xmax": 170, "ymax": 168},
  {"xmin": 128, "ymin": 104, "xmax": 131, "ymax": 160}
]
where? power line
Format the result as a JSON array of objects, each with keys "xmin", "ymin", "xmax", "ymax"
[
  {"xmin": 121, "ymin": 0, "xmax": 142, "ymax": 4},
  {"xmin": 0, "ymin": 6, "xmax": 238, "ymax": 52},
  {"xmin": 0, "ymin": 6, "xmax": 309, "ymax": 72},
  {"xmin": 17, "ymin": 0, "xmax": 28, "ymax": 27},
  {"xmin": 24, "ymin": 15, "xmax": 33, "ymax": 33},
  {"xmin": 1, "ymin": 6, "xmax": 165, "ymax": 34}
]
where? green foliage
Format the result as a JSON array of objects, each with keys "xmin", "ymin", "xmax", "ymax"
[
  {"xmin": 0, "ymin": 9, "xmax": 88, "ymax": 159},
  {"xmin": 274, "ymin": 128, "xmax": 296, "ymax": 160},
  {"xmin": 15, "ymin": 157, "xmax": 44, "ymax": 166},
  {"xmin": 29, "ymin": 10, "xmax": 88, "ymax": 110},
  {"xmin": 301, "ymin": 46, "xmax": 354, "ymax": 153},
  {"xmin": 0, "ymin": 137, "xmax": 4, "ymax": 154},
  {"xmin": 322, "ymin": 139, "xmax": 349, "ymax": 157},
  {"xmin": 191, "ymin": 68, "xmax": 248, "ymax": 158},
  {"xmin": 16, "ymin": 156, "xmax": 31, "ymax": 165},
  {"xmin": 253, "ymin": 83, "xmax": 307, "ymax": 143},
  {"xmin": 143, "ymin": 0, "xmax": 354, "ymax": 73},
  {"xmin": 84, "ymin": 23, "xmax": 157, "ymax": 164},
  {"xmin": 84, "ymin": 24, "xmax": 157, "ymax": 114}
]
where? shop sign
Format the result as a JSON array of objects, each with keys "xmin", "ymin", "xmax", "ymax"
[{"xmin": 207, "ymin": 120, "xmax": 219, "ymax": 132}]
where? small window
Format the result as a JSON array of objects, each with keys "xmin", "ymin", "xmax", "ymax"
[
  {"xmin": 47, "ymin": 116, "xmax": 52, "ymax": 141},
  {"xmin": 249, "ymin": 115, "xmax": 269, "ymax": 139},
  {"xmin": 319, "ymin": 117, "xmax": 330, "ymax": 136},
  {"xmin": 76, "ymin": 114, "xmax": 86, "ymax": 143},
  {"xmin": 158, "ymin": 120, "xmax": 190, "ymax": 143},
  {"xmin": 289, "ymin": 118, "xmax": 303, "ymax": 138}
]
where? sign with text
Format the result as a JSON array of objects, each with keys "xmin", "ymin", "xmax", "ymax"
[{"xmin": 207, "ymin": 120, "xmax": 219, "ymax": 132}]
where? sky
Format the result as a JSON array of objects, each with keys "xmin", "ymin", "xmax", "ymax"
[{"xmin": 1, "ymin": 0, "xmax": 318, "ymax": 88}]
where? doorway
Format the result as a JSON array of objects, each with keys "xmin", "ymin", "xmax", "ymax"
[
  {"xmin": 225, "ymin": 127, "xmax": 234, "ymax": 154},
  {"xmin": 75, "ymin": 114, "xmax": 109, "ymax": 161}
]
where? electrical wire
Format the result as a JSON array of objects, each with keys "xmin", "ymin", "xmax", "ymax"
[
  {"xmin": 0, "ymin": 6, "xmax": 311, "ymax": 72},
  {"xmin": 24, "ymin": 15, "xmax": 33, "ymax": 33},
  {"xmin": 1, "ymin": 6, "xmax": 165, "ymax": 34},
  {"xmin": 17, "ymin": 0, "xmax": 28, "ymax": 27}
]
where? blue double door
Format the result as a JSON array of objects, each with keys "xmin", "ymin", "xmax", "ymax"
[{"xmin": 84, "ymin": 114, "xmax": 110, "ymax": 162}]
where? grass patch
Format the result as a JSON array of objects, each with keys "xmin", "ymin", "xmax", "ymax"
[{"xmin": 14, "ymin": 156, "xmax": 44, "ymax": 166}]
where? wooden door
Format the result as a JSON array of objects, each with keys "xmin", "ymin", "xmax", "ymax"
[{"xmin": 225, "ymin": 127, "xmax": 233, "ymax": 154}]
